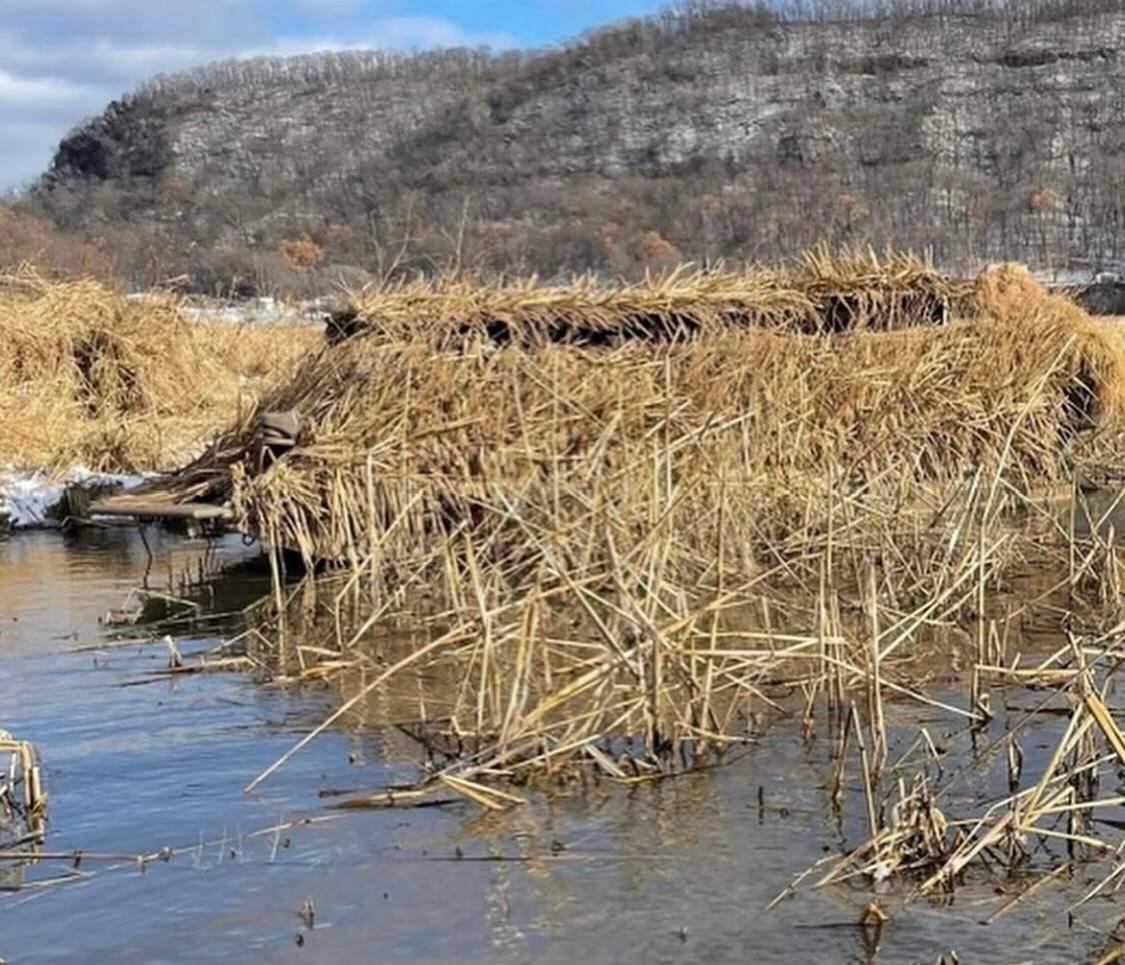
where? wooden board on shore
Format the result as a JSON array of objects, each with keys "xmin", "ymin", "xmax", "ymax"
[{"xmin": 90, "ymin": 497, "xmax": 234, "ymax": 522}]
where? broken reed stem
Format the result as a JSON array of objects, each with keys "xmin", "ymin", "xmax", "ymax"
[
  {"xmin": 245, "ymin": 622, "xmax": 477, "ymax": 793},
  {"xmin": 1, "ymin": 736, "xmax": 46, "ymax": 848},
  {"xmin": 867, "ymin": 565, "xmax": 886, "ymax": 775},
  {"xmin": 851, "ymin": 702, "xmax": 880, "ymax": 842}
]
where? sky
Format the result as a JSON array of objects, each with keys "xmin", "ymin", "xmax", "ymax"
[{"xmin": 0, "ymin": 0, "xmax": 667, "ymax": 191}]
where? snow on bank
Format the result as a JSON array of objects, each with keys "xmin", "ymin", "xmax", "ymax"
[
  {"xmin": 0, "ymin": 467, "xmax": 147, "ymax": 531},
  {"xmin": 178, "ymin": 299, "xmax": 323, "ymax": 326}
]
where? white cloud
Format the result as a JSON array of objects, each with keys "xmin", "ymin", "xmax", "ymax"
[
  {"xmin": 0, "ymin": 32, "xmax": 219, "ymax": 89},
  {"xmin": 0, "ymin": 69, "xmax": 93, "ymax": 108},
  {"xmin": 249, "ymin": 19, "xmax": 515, "ymax": 59}
]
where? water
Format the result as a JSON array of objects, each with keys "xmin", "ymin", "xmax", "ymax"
[{"xmin": 0, "ymin": 529, "xmax": 1114, "ymax": 963}]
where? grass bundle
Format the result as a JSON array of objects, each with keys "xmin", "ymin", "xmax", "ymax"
[
  {"xmin": 0, "ymin": 268, "xmax": 318, "ymax": 473},
  {"xmin": 111, "ymin": 253, "xmax": 1121, "ymax": 596},
  {"xmin": 132, "ymin": 255, "xmax": 1119, "ymax": 793},
  {"xmin": 88, "ymin": 254, "xmax": 1122, "ymax": 943},
  {"xmin": 109, "ymin": 253, "xmax": 1125, "ymax": 943},
  {"xmin": 236, "ymin": 419, "xmax": 1125, "ymax": 809}
]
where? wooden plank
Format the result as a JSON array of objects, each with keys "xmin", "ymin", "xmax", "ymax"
[{"xmin": 89, "ymin": 500, "xmax": 234, "ymax": 522}]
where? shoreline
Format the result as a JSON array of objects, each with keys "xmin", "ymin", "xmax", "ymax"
[{"xmin": 0, "ymin": 467, "xmax": 148, "ymax": 532}]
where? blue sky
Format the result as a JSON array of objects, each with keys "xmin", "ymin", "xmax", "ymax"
[
  {"xmin": 0, "ymin": 0, "xmax": 667, "ymax": 191},
  {"xmin": 274, "ymin": 2, "xmax": 665, "ymax": 47}
]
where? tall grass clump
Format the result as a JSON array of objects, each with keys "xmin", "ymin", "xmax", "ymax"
[
  {"xmin": 143, "ymin": 257, "xmax": 1124, "ymax": 581},
  {"xmin": 82, "ymin": 255, "xmax": 1125, "ymax": 953},
  {"xmin": 98, "ymin": 252, "xmax": 1125, "ymax": 937},
  {"xmin": 0, "ymin": 268, "xmax": 318, "ymax": 473}
]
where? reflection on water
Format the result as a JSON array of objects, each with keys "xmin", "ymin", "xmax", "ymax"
[{"xmin": 0, "ymin": 529, "xmax": 1111, "ymax": 963}]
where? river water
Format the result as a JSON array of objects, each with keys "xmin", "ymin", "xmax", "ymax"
[{"xmin": 0, "ymin": 528, "xmax": 1114, "ymax": 963}]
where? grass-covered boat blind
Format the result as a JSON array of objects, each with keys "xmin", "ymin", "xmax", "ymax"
[{"xmin": 134, "ymin": 259, "xmax": 1125, "ymax": 567}]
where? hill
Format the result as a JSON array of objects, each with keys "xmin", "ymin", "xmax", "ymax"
[{"xmin": 22, "ymin": 0, "xmax": 1125, "ymax": 292}]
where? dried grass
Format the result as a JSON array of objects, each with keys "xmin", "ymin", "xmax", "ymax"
[
  {"xmin": 101, "ymin": 254, "xmax": 1121, "ymax": 601},
  {"xmin": 99, "ymin": 254, "xmax": 1124, "ymax": 794},
  {"xmin": 74, "ymin": 255, "xmax": 1125, "ymax": 949},
  {"xmin": 0, "ymin": 731, "xmax": 44, "ymax": 850},
  {"xmin": 0, "ymin": 267, "xmax": 319, "ymax": 473},
  {"xmin": 336, "ymin": 248, "xmax": 969, "ymax": 346},
  {"xmin": 975, "ymin": 261, "xmax": 1050, "ymax": 319},
  {"xmin": 171, "ymin": 283, "xmax": 1123, "ymax": 572},
  {"xmin": 84, "ymin": 252, "xmax": 1125, "ymax": 944}
]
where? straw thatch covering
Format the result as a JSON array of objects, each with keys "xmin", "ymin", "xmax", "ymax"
[
  {"xmin": 330, "ymin": 250, "xmax": 972, "ymax": 348},
  {"xmin": 128, "ymin": 258, "xmax": 1125, "ymax": 571},
  {"xmin": 0, "ymin": 268, "xmax": 318, "ymax": 473}
]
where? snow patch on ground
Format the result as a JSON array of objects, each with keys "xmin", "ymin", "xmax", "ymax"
[
  {"xmin": 178, "ymin": 300, "xmax": 322, "ymax": 326},
  {"xmin": 0, "ymin": 467, "xmax": 147, "ymax": 531}
]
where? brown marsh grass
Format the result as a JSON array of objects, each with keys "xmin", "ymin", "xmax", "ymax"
[
  {"xmin": 333, "ymin": 248, "xmax": 970, "ymax": 346},
  {"xmin": 190, "ymin": 265, "xmax": 1124, "ymax": 577},
  {"xmin": 0, "ymin": 267, "xmax": 319, "ymax": 474},
  {"xmin": 143, "ymin": 259, "xmax": 1119, "ymax": 796}
]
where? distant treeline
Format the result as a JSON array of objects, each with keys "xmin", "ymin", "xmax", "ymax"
[{"xmin": 125, "ymin": 0, "xmax": 1125, "ymax": 103}]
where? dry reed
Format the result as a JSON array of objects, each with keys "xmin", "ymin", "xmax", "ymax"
[
  {"xmin": 78, "ymin": 254, "xmax": 1119, "ymax": 801},
  {"xmin": 196, "ymin": 289, "xmax": 1125, "ymax": 578},
  {"xmin": 0, "ymin": 267, "xmax": 318, "ymax": 473},
  {"xmin": 86, "ymin": 256, "xmax": 1125, "ymax": 939},
  {"xmin": 11, "ymin": 250, "xmax": 1121, "ymax": 950},
  {"xmin": 0, "ymin": 731, "xmax": 45, "ymax": 850},
  {"xmin": 124, "ymin": 259, "xmax": 1107, "ymax": 804},
  {"xmin": 335, "ymin": 248, "xmax": 969, "ymax": 346}
]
